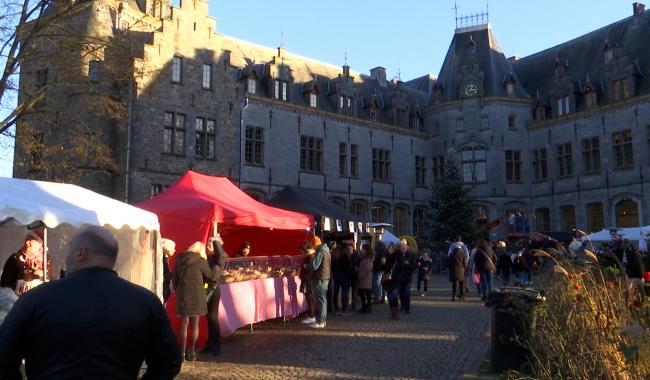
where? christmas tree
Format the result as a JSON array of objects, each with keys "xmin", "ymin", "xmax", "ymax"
[{"xmin": 425, "ymin": 148, "xmax": 477, "ymax": 251}]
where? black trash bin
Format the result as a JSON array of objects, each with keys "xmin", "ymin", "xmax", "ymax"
[{"xmin": 486, "ymin": 287, "xmax": 545, "ymax": 373}]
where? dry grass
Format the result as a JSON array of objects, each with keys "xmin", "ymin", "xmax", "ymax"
[{"xmin": 520, "ymin": 253, "xmax": 650, "ymax": 380}]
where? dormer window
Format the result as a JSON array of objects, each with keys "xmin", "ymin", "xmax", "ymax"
[
  {"xmin": 506, "ymin": 82, "xmax": 514, "ymax": 96},
  {"xmin": 274, "ymin": 80, "xmax": 288, "ymax": 101},
  {"xmin": 411, "ymin": 116, "xmax": 423, "ymax": 131},
  {"xmin": 535, "ymin": 104, "xmax": 546, "ymax": 121},
  {"xmin": 247, "ymin": 78, "xmax": 257, "ymax": 94},
  {"xmin": 369, "ymin": 107, "xmax": 377, "ymax": 120},
  {"xmin": 585, "ymin": 90, "xmax": 597, "ymax": 109},
  {"xmin": 611, "ymin": 79, "xmax": 630, "ymax": 101},
  {"xmin": 309, "ymin": 93, "xmax": 318, "ymax": 108},
  {"xmin": 339, "ymin": 95, "xmax": 344, "ymax": 109},
  {"xmin": 557, "ymin": 96, "xmax": 570, "ymax": 116},
  {"xmin": 433, "ymin": 84, "xmax": 444, "ymax": 104}
]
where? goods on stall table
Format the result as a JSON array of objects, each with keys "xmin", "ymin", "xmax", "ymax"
[{"xmin": 221, "ymin": 255, "xmax": 305, "ymax": 283}]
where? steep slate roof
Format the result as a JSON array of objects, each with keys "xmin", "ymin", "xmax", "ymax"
[
  {"xmin": 512, "ymin": 11, "xmax": 650, "ymax": 106},
  {"xmin": 435, "ymin": 24, "xmax": 530, "ymax": 102}
]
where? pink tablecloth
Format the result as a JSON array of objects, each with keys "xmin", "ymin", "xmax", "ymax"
[
  {"xmin": 218, "ymin": 276, "xmax": 306, "ymax": 337},
  {"xmin": 165, "ymin": 276, "xmax": 307, "ymax": 344}
]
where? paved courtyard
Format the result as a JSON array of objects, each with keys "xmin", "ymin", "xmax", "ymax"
[{"xmin": 177, "ymin": 274, "xmax": 491, "ymax": 380}]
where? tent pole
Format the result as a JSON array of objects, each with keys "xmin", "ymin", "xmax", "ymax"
[{"xmin": 42, "ymin": 228, "xmax": 48, "ymax": 282}]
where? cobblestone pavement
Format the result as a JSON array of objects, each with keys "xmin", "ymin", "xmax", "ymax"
[{"xmin": 177, "ymin": 274, "xmax": 491, "ymax": 380}]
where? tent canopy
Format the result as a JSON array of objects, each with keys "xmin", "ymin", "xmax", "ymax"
[
  {"xmin": 0, "ymin": 177, "xmax": 162, "ymax": 296},
  {"xmin": 582, "ymin": 227, "xmax": 650, "ymax": 242},
  {"xmin": 267, "ymin": 186, "xmax": 364, "ymax": 228},
  {"xmin": 0, "ymin": 177, "xmax": 159, "ymax": 230},
  {"xmin": 137, "ymin": 171, "xmax": 313, "ymax": 256}
]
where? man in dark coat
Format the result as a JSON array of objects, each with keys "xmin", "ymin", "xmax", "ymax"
[
  {"xmin": 473, "ymin": 241, "xmax": 497, "ymax": 300},
  {"xmin": 448, "ymin": 247, "xmax": 468, "ymax": 301},
  {"xmin": 203, "ymin": 233, "xmax": 229, "ymax": 358},
  {"xmin": 0, "ymin": 226, "xmax": 181, "ymax": 380}
]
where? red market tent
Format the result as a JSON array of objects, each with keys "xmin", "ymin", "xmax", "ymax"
[{"xmin": 137, "ymin": 171, "xmax": 313, "ymax": 256}]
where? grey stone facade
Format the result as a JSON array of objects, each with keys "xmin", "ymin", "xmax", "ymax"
[{"xmin": 13, "ymin": 1, "xmax": 650, "ymax": 237}]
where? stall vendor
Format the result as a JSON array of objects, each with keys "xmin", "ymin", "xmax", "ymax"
[
  {"xmin": 234, "ymin": 241, "xmax": 251, "ymax": 258},
  {"xmin": 1, "ymin": 231, "xmax": 54, "ymax": 295}
]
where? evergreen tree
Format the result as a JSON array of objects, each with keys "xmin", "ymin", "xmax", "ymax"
[{"xmin": 425, "ymin": 148, "xmax": 477, "ymax": 251}]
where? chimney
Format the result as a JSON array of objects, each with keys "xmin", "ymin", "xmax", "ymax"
[
  {"xmin": 370, "ymin": 67, "xmax": 387, "ymax": 87},
  {"xmin": 633, "ymin": 2, "xmax": 645, "ymax": 15}
]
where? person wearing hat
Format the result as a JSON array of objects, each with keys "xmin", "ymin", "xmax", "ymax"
[
  {"xmin": 234, "ymin": 241, "xmax": 251, "ymax": 258},
  {"xmin": 307, "ymin": 235, "xmax": 331, "ymax": 328},
  {"xmin": 1, "ymin": 231, "xmax": 53, "ymax": 295}
]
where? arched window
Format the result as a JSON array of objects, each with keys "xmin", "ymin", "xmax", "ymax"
[
  {"xmin": 372, "ymin": 202, "xmax": 389, "ymax": 223},
  {"xmin": 329, "ymin": 197, "xmax": 346, "ymax": 210},
  {"xmin": 413, "ymin": 207, "xmax": 427, "ymax": 238},
  {"xmin": 586, "ymin": 202, "xmax": 604, "ymax": 232},
  {"xmin": 615, "ymin": 199, "xmax": 639, "ymax": 228},
  {"xmin": 393, "ymin": 205, "xmax": 409, "ymax": 236},
  {"xmin": 461, "ymin": 145, "xmax": 487, "ymax": 184},
  {"xmin": 350, "ymin": 200, "xmax": 367, "ymax": 219}
]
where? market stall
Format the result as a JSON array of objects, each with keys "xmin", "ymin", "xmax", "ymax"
[
  {"xmin": 137, "ymin": 171, "xmax": 314, "ymax": 339},
  {"xmin": 267, "ymin": 186, "xmax": 368, "ymax": 242},
  {"xmin": 0, "ymin": 177, "xmax": 162, "ymax": 296}
]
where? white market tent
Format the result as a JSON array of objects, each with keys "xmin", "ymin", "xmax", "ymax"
[
  {"xmin": 0, "ymin": 177, "xmax": 162, "ymax": 297},
  {"xmin": 380, "ymin": 230, "xmax": 401, "ymax": 245},
  {"xmin": 581, "ymin": 227, "xmax": 650, "ymax": 242}
]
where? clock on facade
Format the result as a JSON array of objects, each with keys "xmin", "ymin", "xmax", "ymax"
[{"xmin": 464, "ymin": 81, "xmax": 478, "ymax": 97}]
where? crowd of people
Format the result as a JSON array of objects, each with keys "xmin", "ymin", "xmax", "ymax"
[
  {"xmin": 297, "ymin": 234, "xmax": 434, "ymax": 327},
  {"xmin": 0, "ymin": 225, "xmax": 647, "ymax": 378}
]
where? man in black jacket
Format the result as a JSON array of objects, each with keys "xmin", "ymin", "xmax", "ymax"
[
  {"xmin": 0, "ymin": 225, "xmax": 181, "ymax": 380},
  {"xmin": 203, "ymin": 233, "xmax": 229, "ymax": 358}
]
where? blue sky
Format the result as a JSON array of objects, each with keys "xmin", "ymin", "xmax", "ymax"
[{"xmin": 0, "ymin": 0, "xmax": 635, "ymax": 178}]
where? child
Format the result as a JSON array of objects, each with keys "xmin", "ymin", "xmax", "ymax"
[
  {"xmin": 417, "ymin": 252, "xmax": 433, "ymax": 296},
  {"xmin": 357, "ymin": 244, "xmax": 374, "ymax": 313}
]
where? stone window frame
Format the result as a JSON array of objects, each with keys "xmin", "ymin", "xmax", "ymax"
[
  {"xmin": 274, "ymin": 79, "xmax": 288, "ymax": 101},
  {"xmin": 415, "ymin": 156, "xmax": 427, "ymax": 187},
  {"xmin": 612, "ymin": 129, "xmax": 634, "ymax": 168},
  {"xmin": 244, "ymin": 126, "xmax": 264, "ymax": 166},
  {"xmin": 508, "ymin": 114, "xmax": 517, "ymax": 130},
  {"xmin": 432, "ymin": 154, "xmax": 445, "ymax": 183},
  {"xmin": 412, "ymin": 207, "xmax": 427, "ymax": 237},
  {"xmin": 586, "ymin": 202, "xmax": 604, "ymax": 232},
  {"xmin": 582, "ymin": 136, "xmax": 601, "ymax": 173},
  {"xmin": 194, "ymin": 117, "xmax": 216, "ymax": 159},
  {"xmin": 171, "ymin": 56, "xmax": 183, "ymax": 84},
  {"xmin": 505, "ymin": 149, "xmax": 523, "ymax": 182},
  {"xmin": 372, "ymin": 148, "xmax": 391, "ymax": 182},
  {"xmin": 455, "ymin": 117, "xmax": 465, "ymax": 133},
  {"xmin": 462, "ymin": 146, "xmax": 488, "ymax": 184},
  {"xmin": 163, "ymin": 111, "xmax": 186, "ymax": 156},
  {"xmin": 202, "ymin": 63, "xmax": 212, "ymax": 90},
  {"xmin": 309, "ymin": 93, "xmax": 318, "ymax": 108},
  {"xmin": 559, "ymin": 205, "xmax": 577, "ymax": 231},
  {"xmin": 246, "ymin": 78, "xmax": 257, "ymax": 95},
  {"xmin": 339, "ymin": 142, "xmax": 347, "ymax": 177},
  {"xmin": 350, "ymin": 144, "xmax": 359, "ymax": 178},
  {"xmin": 531, "ymin": 148, "xmax": 548, "ymax": 181},
  {"xmin": 300, "ymin": 135, "xmax": 323, "ymax": 173},
  {"xmin": 534, "ymin": 208, "xmax": 551, "ymax": 231},
  {"xmin": 556, "ymin": 142, "xmax": 573, "ymax": 178},
  {"xmin": 480, "ymin": 115, "xmax": 489, "ymax": 130}
]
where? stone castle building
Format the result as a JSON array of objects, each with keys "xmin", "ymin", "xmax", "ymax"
[{"xmin": 13, "ymin": 1, "xmax": 650, "ymax": 237}]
